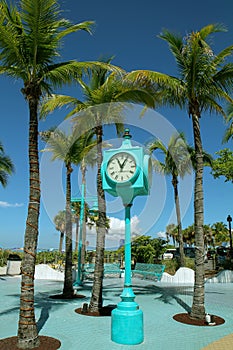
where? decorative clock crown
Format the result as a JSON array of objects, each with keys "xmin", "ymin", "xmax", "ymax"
[
  {"xmin": 121, "ymin": 128, "xmax": 132, "ymax": 149},
  {"xmin": 123, "ymin": 128, "xmax": 132, "ymax": 139}
]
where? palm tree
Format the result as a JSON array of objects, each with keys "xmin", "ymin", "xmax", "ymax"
[
  {"xmin": 0, "ymin": 141, "xmax": 14, "ymax": 187},
  {"xmin": 42, "ymin": 130, "xmax": 75, "ymax": 298},
  {"xmin": 0, "ymin": 1, "xmax": 97, "ymax": 346},
  {"xmin": 72, "ymin": 143, "xmax": 104, "ymax": 262},
  {"xmin": 41, "ymin": 129, "xmax": 94, "ymax": 298},
  {"xmin": 166, "ymin": 223, "xmax": 178, "ymax": 245},
  {"xmin": 203, "ymin": 224, "xmax": 214, "ymax": 249},
  {"xmin": 53, "ymin": 210, "xmax": 66, "ymax": 252},
  {"xmin": 127, "ymin": 24, "xmax": 233, "ymax": 320},
  {"xmin": 223, "ymin": 104, "xmax": 233, "ymax": 143},
  {"xmin": 71, "ymin": 201, "xmax": 82, "ymax": 253},
  {"xmin": 71, "ymin": 200, "xmax": 93, "ymax": 265},
  {"xmin": 79, "ymin": 143, "xmax": 112, "ymax": 266},
  {"xmin": 72, "ymin": 132, "xmax": 97, "ymax": 261},
  {"xmin": 40, "ymin": 57, "xmax": 155, "ymax": 313},
  {"xmin": 183, "ymin": 225, "xmax": 195, "ymax": 246},
  {"xmin": 211, "ymin": 222, "xmax": 229, "ymax": 246},
  {"xmin": 148, "ymin": 133, "xmax": 192, "ymax": 266}
]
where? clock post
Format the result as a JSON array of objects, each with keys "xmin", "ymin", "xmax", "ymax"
[{"xmin": 101, "ymin": 129, "xmax": 152, "ymax": 345}]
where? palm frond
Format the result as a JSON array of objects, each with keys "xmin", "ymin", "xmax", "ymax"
[
  {"xmin": 222, "ymin": 109, "xmax": 233, "ymax": 143},
  {"xmin": 199, "ymin": 23, "xmax": 227, "ymax": 40},
  {"xmin": 57, "ymin": 21, "xmax": 95, "ymax": 40},
  {"xmin": 213, "ymin": 64, "xmax": 233, "ymax": 94},
  {"xmin": 151, "ymin": 158, "xmax": 165, "ymax": 174},
  {"xmin": 0, "ymin": 139, "xmax": 15, "ymax": 187},
  {"xmin": 148, "ymin": 133, "xmax": 193, "ymax": 178},
  {"xmin": 148, "ymin": 139, "xmax": 167, "ymax": 154},
  {"xmin": 0, "ymin": 0, "xmax": 98, "ymax": 92},
  {"xmin": 213, "ymin": 45, "xmax": 233, "ymax": 67},
  {"xmin": 158, "ymin": 29, "xmax": 185, "ymax": 73},
  {"xmin": 40, "ymin": 94, "xmax": 82, "ymax": 119},
  {"xmin": 45, "ymin": 61, "xmax": 124, "ymax": 89}
]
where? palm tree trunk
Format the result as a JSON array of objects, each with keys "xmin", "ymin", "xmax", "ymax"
[
  {"xmin": 63, "ymin": 164, "xmax": 74, "ymax": 298},
  {"xmin": 81, "ymin": 218, "xmax": 87, "ymax": 265},
  {"xmin": 172, "ymin": 175, "xmax": 185, "ymax": 267},
  {"xmin": 75, "ymin": 218, "xmax": 79, "ymax": 253},
  {"xmin": 81, "ymin": 161, "xmax": 87, "ymax": 267},
  {"xmin": 190, "ymin": 113, "xmax": 205, "ymax": 320},
  {"xmin": 59, "ymin": 231, "xmax": 65, "ymax": 252},
  {"xmin": 89, "ymin": 123, "xmax": 106, "ymax": 312},
  {"xmin": 17, "ymin": 93, "xmax": 40, "ymax": 349}
]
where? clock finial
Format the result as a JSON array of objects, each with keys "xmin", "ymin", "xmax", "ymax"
[{"xmin": 123, "ymin": 128, "xmax": 132, "ymax": 139}]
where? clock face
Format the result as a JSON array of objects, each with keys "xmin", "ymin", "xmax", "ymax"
[{"xmin": 107, "ymin": 152, "xmax": 137, "ymax": 183}]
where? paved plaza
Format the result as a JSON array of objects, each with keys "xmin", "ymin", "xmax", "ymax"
[{"xmin": 1, "ymin": 274, "xmax": 233, "ymax": 349}]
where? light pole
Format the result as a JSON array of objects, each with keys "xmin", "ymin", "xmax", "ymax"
[
  {"xmin": 227, "ymin": 215, "xmax": 232, "ymax": 258},
  {"xmin": 72, "ymin": 186, "xmax": 98, "ymax": 286}
]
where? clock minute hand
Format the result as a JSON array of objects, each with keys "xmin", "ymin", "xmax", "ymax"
[
  {"xmin": 121, "ymin": 157, "xmax": 128, "ymax": 169},
  {"xmin": 116, "ymin": 158, "xmax": 124, "ymax": 170}
]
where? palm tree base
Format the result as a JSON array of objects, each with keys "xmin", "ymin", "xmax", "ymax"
[
  {"xmin": 0, "ymin": 336, "xmax": 61, "ymax": 350},
  {"xmin": 75, "ymin": 304, "xmax": 116, "ymax": 317},
  {"xmin": 173, "ymin": 313, "xmax": 225, "ymax": 326},
  {"xmin": 49, "ymin": 293, "xmax": 85, "ymax": 299}
]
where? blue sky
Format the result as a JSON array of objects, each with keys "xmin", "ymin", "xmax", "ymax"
[{"xmin": 0, "ymin": 0, "xmax": 232, "ymax": 250}]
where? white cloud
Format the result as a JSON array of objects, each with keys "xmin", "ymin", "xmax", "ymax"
[
  {"xmin": 108, "ymin": 215, "xmax": 141, "ymax": 240},
  {"xmin": 0, "ymin": 201, "xmax": 24, "ymax": 208},
  {"xmin": 83, "ymin": 215, "xmax": 142, "ymax": 249}
]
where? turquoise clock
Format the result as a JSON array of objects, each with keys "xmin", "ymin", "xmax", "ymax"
[{"xmin": 101, "ymin": 128, "xmax": 152, "ymax": 204}]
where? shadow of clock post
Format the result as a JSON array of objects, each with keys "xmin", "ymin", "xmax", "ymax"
[{"xmin": 101, "ymin": 128, "xmax": 152, "ymax": 345}]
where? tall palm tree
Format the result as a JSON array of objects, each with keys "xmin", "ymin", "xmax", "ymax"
[
  {"xmin": 0, "ymin": 0, "xmax": 97, "ymax": 347},
  {"xmin": 73, "ymin": 141, "xmax": 111, "ymax": 268},
  {"xmin": 72, "ymin": 132, "xmax": 97, "ymax": 260},
  {"xmin": 72, "ymin": 131, "xmax": 96, "ymax": 274},
  {"xmin": 53, "ymin": 210, "xmax": 66, "ymax": 252},
  {"xmin": 0, "ymin": 141, "xmax": 14, "ymax": 187},
  {"xmin": 71, "ymin": 200, "xmax": 91, "ymax": 258},
  {"xmin": 40, "ymin": 58, "xmax": 155, "ymax": 313},
  {"xmin": 148, "ymin": 133, "xmax": 192, "ymax": 266},
  {"xmin": 42, "ymin": 129, "xmax": 76, "ymax": 298},
  {"xmin": 127, "ymin": 24, "xmax": 233, "ymax": 320},
  {"xmin": 71, "ymin": 201, "xmax": 82, "ymax": 253},
  {"xmin": 41, "ymin": 129, "xmax": 95, "ymax": 298}
]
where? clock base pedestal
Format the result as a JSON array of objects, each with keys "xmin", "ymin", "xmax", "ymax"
[{"xmin": 111, "ymin": 286, "xmax": 144, "ymax": 345}]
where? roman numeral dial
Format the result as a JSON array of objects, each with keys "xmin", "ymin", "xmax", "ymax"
[{"xmin": 107, "ymin": 152, "xmax": 137, "ymax": 183}]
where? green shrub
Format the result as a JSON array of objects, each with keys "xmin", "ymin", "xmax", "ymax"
[
  {"xmin": 162, "ymin": 257, "xmax": 195, "ymax": 275},
  {"xmin": 184, "ymin": 257, "xmax": 195, "ymax": 270},
  {"xmin": 36, "ymin": 251, "xmax": 65, "ymax": 264},
  {"xmin": 162, "ymin": 259, "xmax": 179, "ymax": 275},
  {"xmin": 0, "ymin": 249, "xmax": 10, "ymax": 266}
]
